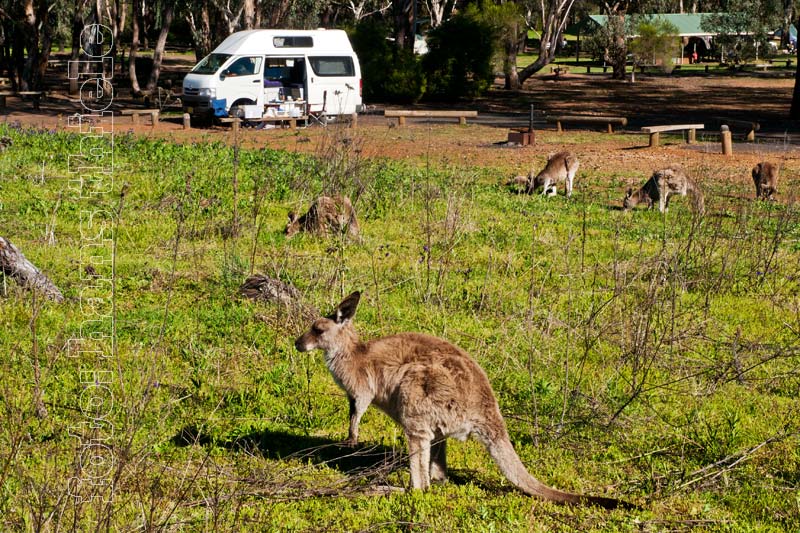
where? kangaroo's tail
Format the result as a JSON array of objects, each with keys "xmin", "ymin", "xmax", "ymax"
[{"xmin": 486, "ymin": 435, "xmax": 632, "ymax": 510}]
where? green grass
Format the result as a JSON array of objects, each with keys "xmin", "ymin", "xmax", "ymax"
[{"xmin": 0, "ymin": 122, "xmax": 798, "ymax": 531}]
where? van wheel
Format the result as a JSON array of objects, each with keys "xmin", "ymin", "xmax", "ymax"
[
  {"xmin": 229, "ymin": 99, "xmax": 254, "ymax": 120},
  {"xmin": 229, "ymin": 105, "xmax": 246, "ymax": 120}
]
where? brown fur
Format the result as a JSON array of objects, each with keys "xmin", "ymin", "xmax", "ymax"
[
  {"xmin": 623, "ymin": 164, "xmax": 704, "ymax": 214},
  {"xmin": 285, "ymin": 195, "xmax": 359, "ymax": 238},
  {"xmin": 752, "ymin": 162, "xmax": 779, "ymax": 200},
  {"xmin": 295, "ymin": 292, "xmax": 631, "ymax": 509},
  {"xmin": 527, "ymin": 151, "xmax": 580, "ymax": 197},
  {"xmin": 504, "ymin": 174, "xmax": 530, "ymax": 193}
]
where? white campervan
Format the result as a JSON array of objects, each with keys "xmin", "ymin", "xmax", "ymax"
[{"xmin": 182, "ymin": 29, "xmax": 362, "ymax": 121}]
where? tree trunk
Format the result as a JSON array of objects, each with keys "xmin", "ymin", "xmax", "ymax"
[
  {"xmin": 243, "ymin": 0, "xmax": 255, "ymax": 29},
  {"xmin": 33, "ymin": 1, "xmax": 54, "ymax": 91},
  {"xmin": 0, "ymin": 237, "xmax": 64, "ymax": 303},
  {"xmin": 129, "ymin": 0, "xmax": 142, "ymax": 94},
  {"xmin": 517, "ymin": 0, "xmax": 578, "ymax": 85},
  {"xmin": 69, "ymin": 0, "xmax": 87, "ymax": 95},
  {"xmin": 609, "ymin": 13, "xmax": 627, "ymax": 80},
  {"xmin": 789, "ymin": 19, "xmax": 800, "ymax": 119},
  {"xmin": 518, "ymin": 8, "xmax": 560, "ymax": 84},
  {"xmin": 21, "ymin": 0, "xmax": 38, "ymax": 91},
  {"xmin": 781, "ymin": 0, "xmax": 794, "ymax": 48},
  {"xmin": 254, "ymin": 1, "xmax": 262, "ymax": 28},
  {"xmin": 503, "ymin": 21, "xmax": 524, "ymax": 90},
  {"xmin": 504, "ymin": 51, "xmax": 520, "ymax": 89},
  {"xmin": 393, "ymin": 0, "xmax": 414, "ymax": 50},
  {"xmin": 187, "ymin": 0, "xmax": 214, "ymax": 62},
  {"xmin": 145, "ymin": 2, "xmax": 175, "ymax": 92},
  {"xmin": 13, "ymin": 17, "xmax": 25, "ymax": 91}
]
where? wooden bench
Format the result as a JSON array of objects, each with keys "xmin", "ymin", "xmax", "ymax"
[
  {"xmin": 712, "ymin": 117, "xmax": 760, "ymax": 141},
  {"xmin": 550, "ymin": 65, "xmax": 569, "ymax": 76},
  {"xmin": 0, "ymin": 90, "xmax": 44, "ymax": 110},
  {"xmin": 120, "ymin": 108, "xmax": 159, "ymax": 125},
  {"xmin": 384, "ymin": 109, "xmax": 478, "ymax": 126},
  {"xmin": 547, "ymin": 115, "xmax": 628, "ymax": 134},
  {"xmin": 0, "ymin": 91, "xmax": 13, "ymax": 108},
  {"xmin": 641, "ymin": 124, "xmax": 704, "ymax": 147}
]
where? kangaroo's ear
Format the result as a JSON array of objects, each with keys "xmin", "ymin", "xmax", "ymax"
[
  {"xmin": 625, "ymin": 188, "xmax": 633, "ymax": 198},
  {"xmin": 335, "ymin": 291, "xmax": 361, "ymax": 323}
]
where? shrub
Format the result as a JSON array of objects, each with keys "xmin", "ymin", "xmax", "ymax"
[
  {"xmin": 350, "ymin": 20, "xmax": 426, "ymax": 103},
  {"xmin": 422, "ymin": 8, "xmax": 497, "ymax": 100}
]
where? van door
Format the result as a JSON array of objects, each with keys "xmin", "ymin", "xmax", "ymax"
[
  {"xmin": 218, "ymin": 55, "xmax": 263, "ymax": 116},
  {"xmin": 263, "ymin": 57, "xmax": 306, "ymax": 103},
  {"xmin": 306, "ymin": 55, "xmax": 358, "ymax": 116}
]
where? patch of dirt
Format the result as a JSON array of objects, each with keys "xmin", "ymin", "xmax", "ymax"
[{"xmin": 3, "ymin": 63, "xmax": 800, "ymax": 193}]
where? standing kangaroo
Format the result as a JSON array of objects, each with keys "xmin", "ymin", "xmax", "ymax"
[
  {"xmin": 752, "ymin": 161, "xmax": 779, "ymax": 200},
  {"xmin": 623, "ymin": 164, "xmax": 705, "ymax": 214},
  {"xmin": 527, "ymin": 151, "xmax": 580, "ymax": 197},
  {"xmin": 285, "ymin": 195, "xmax": 359, "ymax": 238},
  {"xmin": 295, "ymin": 292, "xmax": 629, "ymax": 509}
]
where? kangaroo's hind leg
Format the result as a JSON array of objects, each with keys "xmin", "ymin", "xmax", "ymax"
[
  {"xmin": 566, "ymin": 169, "xmax": 577, "ymax": 198},
  {"xmin": 430, "ymin": 438, "xmax": 447, "ymax": 483}
]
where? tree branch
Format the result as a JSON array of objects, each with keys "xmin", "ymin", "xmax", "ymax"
[{"xmin": 0, "ymin": 237, "xmax": 64, "ymax": 303}]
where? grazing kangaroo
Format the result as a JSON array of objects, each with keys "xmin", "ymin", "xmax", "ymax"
[
  {"xmin": 285, "ymin": 195, "xmax": 359, "ymax": 238},
  {"xmin": 527, "ymin": 151, "xmax": 579, "ymax": 197},
  {"xmin": 295, "ymin": 292, "xmax": 630, "ymax": 509},
  {"xmin": 752, "ymin": 161, "xmax": 779, "ymax": 200},
  {"xmin": 623, "ymin": 165, "xmax": 705, "ymax": 214}
]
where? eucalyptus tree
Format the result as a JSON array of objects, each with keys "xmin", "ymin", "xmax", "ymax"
[
  {"xmin": 514, "ymin": 0, "xmax": 579, "ymax": 84},
  {"xmin": 0, "ymin": 0, "xmax": 58, "ymax": 90}
]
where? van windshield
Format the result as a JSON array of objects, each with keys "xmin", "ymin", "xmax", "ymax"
[{"xmin": 191, "ymin": 53, "xmax": 232, "ymax": 75}]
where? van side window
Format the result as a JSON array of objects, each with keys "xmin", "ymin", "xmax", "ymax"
[
  {"xmin": 274, "ymin": 36, "xmax": 313, "ymax": 48},
  {"xmin": 308, "ymin": 57, "xmax": 355, "ymax": 77},
  {"xmin": 225, "ymin": 56, "xmax": 262, "ymax": 76}
]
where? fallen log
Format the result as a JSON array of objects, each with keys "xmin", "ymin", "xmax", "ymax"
[
  {"xmin": 240, "ymin": 274, "xmax": 301, "ymax": 305},
  {"xmin": 239, "ymin": 274, "xmax": 318, "ymax": 324},
  {"xmin": 0, "ymin": 237, "xmax": 64, "ymax": 302}
]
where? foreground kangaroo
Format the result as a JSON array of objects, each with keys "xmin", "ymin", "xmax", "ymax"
[
  {"xmin": 752, "ymin": 161, "xmax": 779, "ymax": 200},
  {"xmin": 295, "ymin": 292, "xmax": 628, "ymax": 509},
  {"xmin": 285, "ymin": 195, "xmax": 359, "ymax": 238},
  {"xmin": 527, "ymin": 151, "xmax": 580, "ymax": 197},
  {"xmin": 623, "ymin": 164, "xmax": 704, "ymax": 214}
]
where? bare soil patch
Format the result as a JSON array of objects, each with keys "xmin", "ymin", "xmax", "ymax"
[{"xmin": 3, "ymin": 67, "xmax": 800, "ymax": 192}]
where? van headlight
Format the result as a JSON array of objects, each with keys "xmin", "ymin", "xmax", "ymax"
[{"xmin": 198, "ymin": 88, "xmax": 216, "ymax": 98}]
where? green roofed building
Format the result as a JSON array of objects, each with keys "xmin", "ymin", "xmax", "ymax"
[
  {"xmin": 571, "ymin": 13, "xmax": 720, "ymax": 61},
  {"xmin": 577, "ymin": 13, "xmax": 717, "ymax": 38}
]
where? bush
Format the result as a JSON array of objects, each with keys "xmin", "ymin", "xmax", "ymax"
[
  {"xmin": 350, "ymin": 20, "xmax": 426, "ymax": 103},
  {"xmin": 422, "ymin": 9, "xmax": 497, "ymax": 99}
]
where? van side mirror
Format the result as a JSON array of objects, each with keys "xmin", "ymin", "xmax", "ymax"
[{"xmin": 219, "ymin": 70, "xmax": 228, "ymax": 81}]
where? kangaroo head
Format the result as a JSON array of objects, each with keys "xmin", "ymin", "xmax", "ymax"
[
  {"xmin": 285, "ymin": 211, "xmax": 300, "ymax": 237},
  {"xmin": 295, "ymin": 291, "xmax": 361, "ymax": 353},
  {"xmin": 623, "ymin": 188, "xmax": 634, "ymax": 210}
]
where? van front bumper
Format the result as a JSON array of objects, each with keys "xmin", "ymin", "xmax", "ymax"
[{"xmin": 181, "ymin": 95, "xmax": 214, "ymax": 117}]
